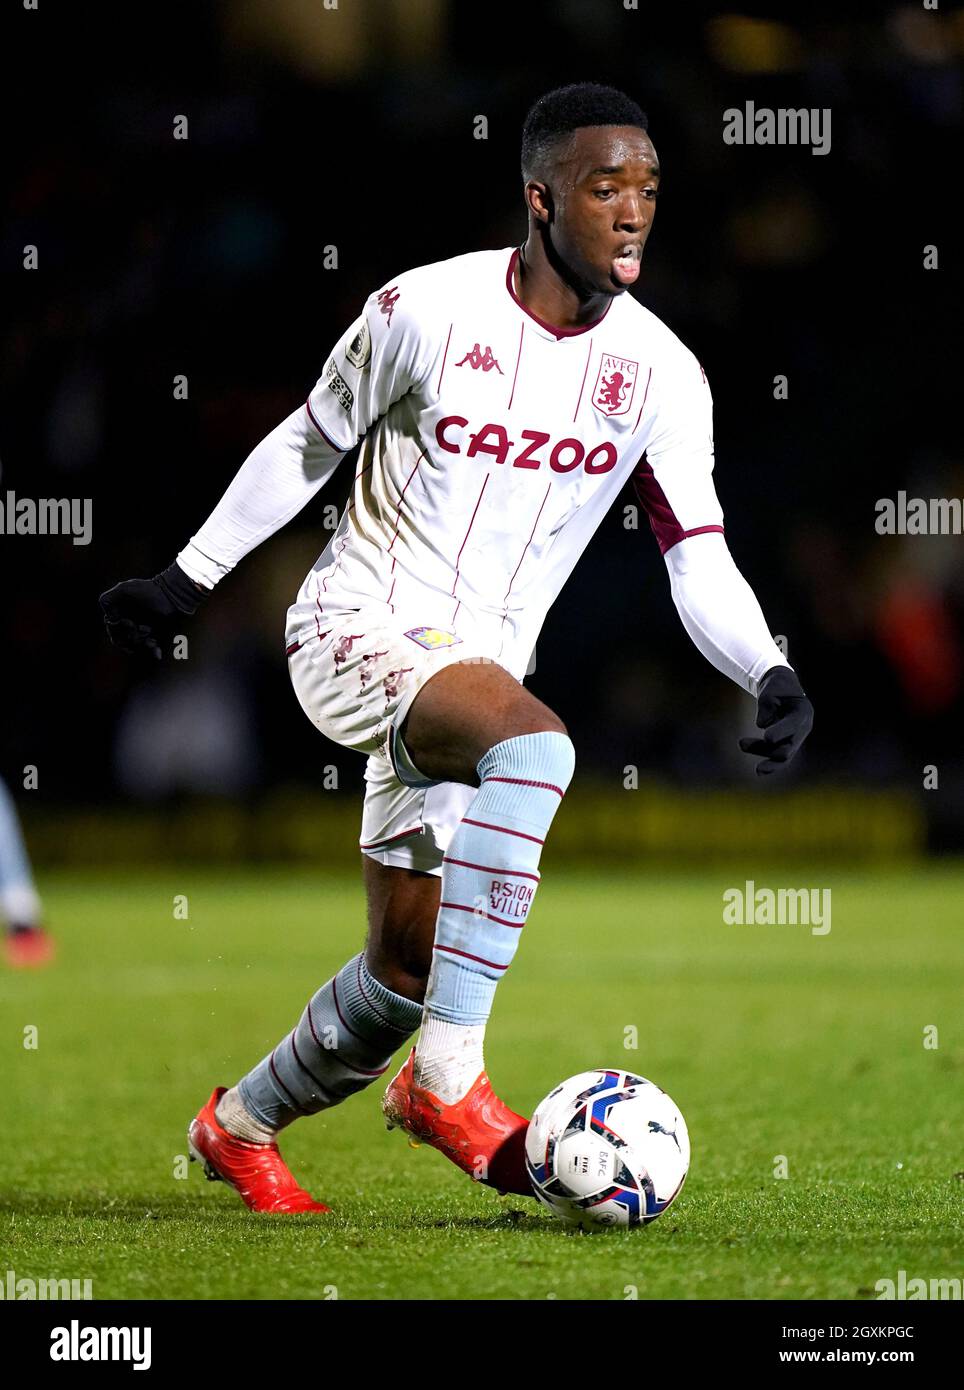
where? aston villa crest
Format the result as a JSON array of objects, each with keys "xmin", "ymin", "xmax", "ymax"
[{"xmin": 592, "ymin": 355, "xmax": 639, "ymax": 417}]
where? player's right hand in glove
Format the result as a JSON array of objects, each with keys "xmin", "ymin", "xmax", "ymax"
[
  {"xmin": 739, "ymin": 665, "xmax": 814, "ymax": 776},
  {"xmin": 99, "ymin": 561, "xmax": 207, "ymax": 660}
]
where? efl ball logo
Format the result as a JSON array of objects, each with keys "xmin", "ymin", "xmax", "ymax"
[{"xmin": 592, "ymin": 355, "xmax": 638, "ymax": 417}]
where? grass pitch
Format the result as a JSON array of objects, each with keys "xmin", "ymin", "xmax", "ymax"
[{"xmin": 2, "ymin": 864, "xmax": 962, "ymax": 1300}]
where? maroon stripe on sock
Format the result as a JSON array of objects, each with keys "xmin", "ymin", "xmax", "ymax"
[
  {"xmin": 355, "ymin": 955, "xmax": 411, "ymax": 1035},
  {"xmin": 434, "ymin": 943, "xmax": 509, "ymax": 971},
  {"xmin": 439, "ymin": 900, "xmax": 526, "ymax": 929},
  {"xmin": 296, "ymin": 1019, "xmax": 385, "ymax": 1083},
  {"xmin": 330, "ymin": 975, "xmax": 366, "ymax": 1045},
  {"xmin": 343, "ymin": 1058, "xmax": 391, "ymax": 1078},
  {"xmin": 289, "ymin": 1029, "xmax": 330, "ymax": 1094},
  {"xmin": 305, "ymin": 996, "xmax": 327, "ymax": 1049},
  {"xmin": 462, "ymin": 817, "xmax": 545, "ymax": 845},
  {"xmin": 269, "ymin": 1049, "xmax": 304, "ymax": 1111},
  {"xmin": 442, "ymin": 856, "xmax": 540, "ymax": 882},
  {"xmin": 482, "ymin": 775, "xmax": 565, "ymax": 798}
]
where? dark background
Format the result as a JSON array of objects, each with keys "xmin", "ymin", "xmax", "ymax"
[{"xmin": 2, "ymin": 1, "xmax": 962, "ymax": 848}]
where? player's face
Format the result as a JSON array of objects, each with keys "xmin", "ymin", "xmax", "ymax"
[{"xmin": 537, "ymin": 126, "xmax": 660, "ymax": 296}]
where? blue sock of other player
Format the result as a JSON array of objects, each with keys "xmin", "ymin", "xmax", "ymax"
[
  {"xmin": 413, "ymin": 730, "xmax": 575, "ymax": 1103},
  {"xmin": 0, "ymin": 777, "xmax": 43, "ymax": 931},
  {"xmin": 217, "ymin": 952, "xmax": 422, "ymax": 1141}
]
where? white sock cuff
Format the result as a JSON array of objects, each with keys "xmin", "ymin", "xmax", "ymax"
[
  {"xmin": 476, "ymin": 730, "xmax": 575, "ymax": 791},
  {"xmin": 216, "ymin": 1085, "xmax": 278, "ymax": 1144}
]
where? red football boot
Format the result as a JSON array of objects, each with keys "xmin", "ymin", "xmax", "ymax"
[
  {"xmin": 382, "ymin": 1048, "xmax": 532, "ymax": 1198},
  {"xmin": 4, "ymin": 926, "xmax": 56, "ymax": 969},
  {"xmin": 187, "ymin": 1087, "xmax": 330, "ymax": 1214}
]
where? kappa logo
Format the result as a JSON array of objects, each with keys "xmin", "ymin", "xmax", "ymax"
[
  {"xmin": 332, "ymin": 633, "xmax": 366, "ymax": 670},
  {"xmin": 376, "ymin": 285, "xmax": 400, "ymax": 326},
  {"xmin": 358, "ymin": 649, "xmax": 389, "ymax": 689},
  {"xmin": 455, "ymin": 343, "xmax": 503, "ymax": 374},
  {"xmin": 592, "ymin": 355, "xmax": 639, "ymax": 417},
  {"xmin": 404, "ymin": 627, "xmax": 463, "ymax": 651},
  {"xmin": 383, "ymin": 667, "xmax": 413, "ymax": 701}
]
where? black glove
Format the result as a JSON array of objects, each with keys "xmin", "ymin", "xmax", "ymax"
[
  {"xmin": 739, "ymin": 665, "xmax": 813, "ymax": 776},
  {"xmin": 99, "ymin": 562, "xmax": 207, "ymax": 660}
]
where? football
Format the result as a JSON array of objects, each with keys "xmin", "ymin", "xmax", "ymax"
[{"xmin": 525, "ymin": 1069, "xmax": 690, "ymax": 1230}]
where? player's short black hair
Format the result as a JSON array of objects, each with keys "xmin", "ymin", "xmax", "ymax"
[{"xmin": 521, "ymin": 83, "xmax": 648, "ymax": 181}]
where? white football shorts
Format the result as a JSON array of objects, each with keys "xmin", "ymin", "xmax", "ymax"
[{"xmin": 285, "ymin": 606, "xmax": 506, "ymax": 876}]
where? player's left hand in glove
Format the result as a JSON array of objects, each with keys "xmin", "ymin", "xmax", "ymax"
[
  {"xmin": 739, "ymin": 665, "xmax": 813, "ymax": 776},
  {"xmin": 99, "ymin": 561, "xmax": 207, "ymax": 660}
]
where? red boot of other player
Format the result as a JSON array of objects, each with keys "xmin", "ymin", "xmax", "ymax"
[
  {"xmin": 187, "ymin": 1087, "xmax": 330, "ymax": 1214},
  {"xmin": 4, "ymin": 926, "xmax": 56, "ymax": 969},
  {"xmin": 382, "ymin": 1048, "xmax": 532, "ymax": 1198}
]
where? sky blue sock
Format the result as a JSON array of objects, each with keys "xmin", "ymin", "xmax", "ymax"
[
  {"xmin": 422, "ymin": 731, "xmax": 575, "ymax": 1026},
  {"xmin": 0, "ymin": 777, "xmax": 41, "ymax": 927}
]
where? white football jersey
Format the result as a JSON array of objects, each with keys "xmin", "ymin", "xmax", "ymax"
[{"xmin": 285, "ymin": 246, "xmax": 724, "ymax": 680}]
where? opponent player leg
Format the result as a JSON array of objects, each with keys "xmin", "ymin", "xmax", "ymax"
[
  {"xmin": 382, "ymin": 659, "xmax": 575, "ymax": 1193},
  {"xmin": 0, "ymin": 777, "xmax": 53, "ymax": 969}
]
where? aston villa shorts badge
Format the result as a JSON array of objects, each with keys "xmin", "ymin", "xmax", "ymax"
[{"xmin": 404, "ymin": 627, "xmax": 464, "ymax": 650}]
